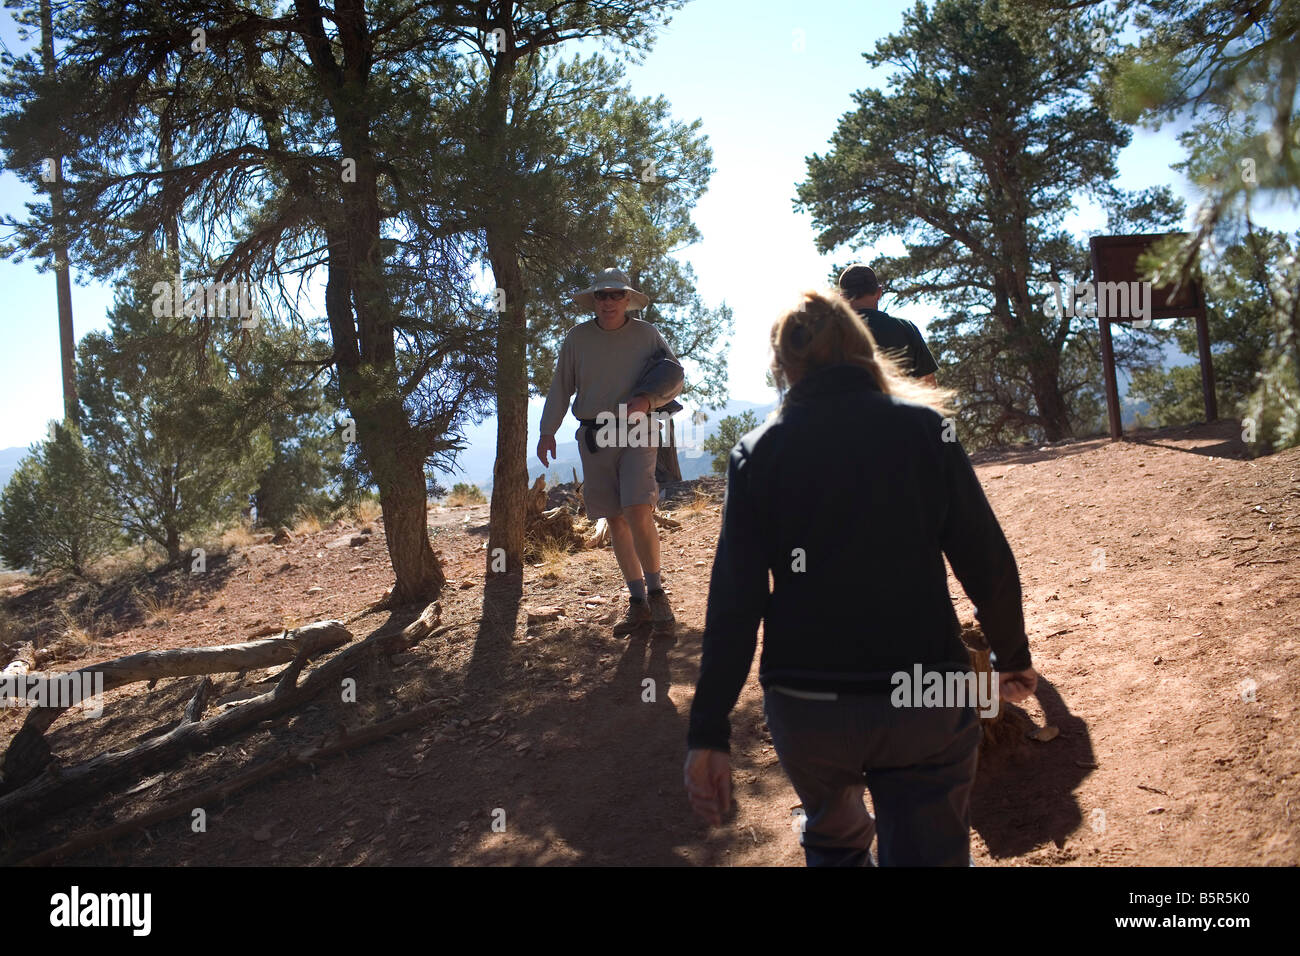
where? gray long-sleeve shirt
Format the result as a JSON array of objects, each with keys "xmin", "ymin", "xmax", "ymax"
[{"xmin": 540, "ymin": 318, "xmax": 681, "ymax": 437}]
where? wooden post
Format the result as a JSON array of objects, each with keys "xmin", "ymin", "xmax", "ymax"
[
  {"xmin": 1098, "ymin": 316, "xmax": 1123, "ymax": 440},
  {"xmin": 1194, "ymin": 304, "xmax": 1218, "ymax": 423}
]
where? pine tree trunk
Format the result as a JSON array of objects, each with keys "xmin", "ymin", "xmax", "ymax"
[
  {"xmin": 368, "ymin": 420, "xmax": 445, "ymax": 605},
  {"xmin": 323, "ymin": 230, "xmax": 445, "ymax": 605},
  {"xmin": 482, "ymin": 51, "xmax": 528, "ymax": 576},
  {"xmin": 486, "ymin": 237, "xmax": 528, "ymax": 575},
  {"xmin": 54, "ymin": 228, "xmax": 75, "ymax": 425},
  {"xmin": 1028, "ymin": 357, "xmax": 1073, "ymax": 441},
  {"xmin": 305, "ymin": 3, "xmax": 446, "ymax": 606},
  {"xmin": 159, "ymin": 107, "xmax": 180, "ymax": 260},
  {"xmin": 328, "ymin": 322, "xmax": 446, "ymax": 604}
]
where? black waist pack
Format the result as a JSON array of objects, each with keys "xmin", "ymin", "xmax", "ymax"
[
  {"xmin": 577, "ymin": 348, "xmax": 685, "ymax": 454},
  {"xmin": 577, "ymin": 411, "xmax": 676, "ymax": 454},
  {"xmin": 578, "ymin": 419, "xmax": 602, "ymax": 454}
]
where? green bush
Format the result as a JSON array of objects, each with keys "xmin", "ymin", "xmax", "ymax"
[
  {"xmin": 0, "ymin": 425, "xmax": 118, "ymax": 577},
  {"xmin": 702, "ymin": 411, "xmax": 760, "ymax": 474},
  {"xmin": 447, "ymin": 482, "xmax": 486, "ymax": 505}
]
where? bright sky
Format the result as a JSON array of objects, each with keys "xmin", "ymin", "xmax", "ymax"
[{"xmin": 1, "ymin": 0, "xmax": 1295, "ymax": 450}]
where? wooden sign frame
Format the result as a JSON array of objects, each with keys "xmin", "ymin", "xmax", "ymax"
[{"xmin": 1089, "ymin": 233, "xmax": 1217, "ymax": 440}]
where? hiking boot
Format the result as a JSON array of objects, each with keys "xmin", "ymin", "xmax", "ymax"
[
  {"xmin": 647, "ymin": 588, "xmax": 675, "ymax": 633},
  {"xmin": 612, "ymin": 598, "xmax": 652, "ymax": 636}
]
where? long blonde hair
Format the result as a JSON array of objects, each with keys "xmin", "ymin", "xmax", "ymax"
[{"xmin": 770, "ymin": 288, "xmax": 955, "ymax": 415}]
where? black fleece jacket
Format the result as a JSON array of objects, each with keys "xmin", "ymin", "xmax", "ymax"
[{"xmin": 687, "ymin": 363, "xmax": 1031, "ymax": 752}]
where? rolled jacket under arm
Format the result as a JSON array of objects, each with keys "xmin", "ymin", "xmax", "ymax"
[{"xmin": 631, "ymin": 348, "xmax": 684, "ymax": 411}]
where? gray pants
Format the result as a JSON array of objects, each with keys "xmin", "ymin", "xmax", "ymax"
[{"xmin": 764, "ymin": 687, "xmax": 982, "ymax": 867}]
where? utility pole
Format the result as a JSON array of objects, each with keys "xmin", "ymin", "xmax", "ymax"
[{"xmin": 41, "ymin": 0, "xmax": 78, "ymax": 426}]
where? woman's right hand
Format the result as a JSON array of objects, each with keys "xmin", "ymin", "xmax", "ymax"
[
  {"xmin": 684, "ymin": 749, "xmax": 732, "ymax": 826},
  {"xmin": 999, "ymin": 667, "xmax": 1038, "ymax": 703}
]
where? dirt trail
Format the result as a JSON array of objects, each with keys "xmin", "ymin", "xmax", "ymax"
[{"xmin": 2, "ymin": 419, "xmax": 1297, "ymax": 866}]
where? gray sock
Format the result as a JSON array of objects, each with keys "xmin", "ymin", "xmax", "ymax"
[
  {"xmin": 628, "ymin": 578, "xmax": 647, "ymax": 601},
  {"xmin": 645, "ymin": 571, "xmax": 662, "ymax": 592}
]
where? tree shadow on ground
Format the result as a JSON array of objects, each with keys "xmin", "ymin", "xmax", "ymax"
[
  {"xmin": 965, "ymin": 420, "xmax": 1250, "ymax": 469},
  {"xmin": 970, "ymin": 675, "xmax": 1093, "ymax": 859},
  {"xmin": 968, "ymin": 438, "xmax": 1114, "ymax": 468},
  {"xmin": 464, "ymin": 569, "xmax": 522, "ymax": 706},
  {"xmin": 1125, "ymin": 419, "xmax": 1250, "ymax": 459},
  {"xmin": 27, "ymin": 611, "xmax": 786, "ymax": 866}
]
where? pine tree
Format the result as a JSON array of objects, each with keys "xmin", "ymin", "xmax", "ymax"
[
  {"xmin": 0, "ymin": 0, "xmax": 495, "ymax": 602},
  {"xmin": 1129, "ymin": 228, "xmax": 1291, "ymax": 435},
  {"xmin": 0, "ymin": 423, "xmax": 116, "ymax": 577},
  {"xmin": 77, "ymin": 271, "xmax": 271, "ymax": 563},
  {"xmin": 1019, "ymin": 0, "xmax": 1300, "ymax": 449},
  {"xmin": 796, "ymin": 0, "xmax": 1183, "ymax": 447},
  {"xmin": 0, "ymin": 1, "xmax": 714, "ymax": 602},
  {"xmin": 432, "ymin": 22, "xmax": 724, "ymax": 573},
  {"xmin": 702, "ymin": 411, "xmax": 760, "ymax": 475}
]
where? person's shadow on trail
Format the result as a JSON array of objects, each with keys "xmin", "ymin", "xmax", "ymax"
[
  {"xmin": 970, "ymin": 675, "xmax": 1094, "ymax": 859},
  {"xmin": 468, "ymin": 622, "xmax": 707, "ymax": 865}
]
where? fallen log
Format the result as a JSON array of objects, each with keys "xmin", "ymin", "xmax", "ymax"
[
  {"xmin": 0, "ymin": 604, "xmax": 468, "ymax": 830},
  {"xmin": 17, "ymin": 696, "xmax": 456, "ymax": 866},
  {"xmin": 1, "ymin": 621, "xmax": 354, "ymax": 791}
]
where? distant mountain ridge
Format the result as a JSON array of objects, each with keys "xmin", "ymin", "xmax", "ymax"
[
  {"xmin": 526, "ymin": 397, "xmax": 778, "ymax": 486},
  {"xmin": 0, "ymin": 446, "xmax": 26, "ymax": 492},
  {"xmin": 432, "ymin": 397, "xmax": 779, "ymax": 491},
  {"xmin": 0, "ymin": 336, "xmax": 1191, "ymax": 500},
  {"xmin": 434, "ymin": 371, "xmax": 1172, "ymax": 493}
]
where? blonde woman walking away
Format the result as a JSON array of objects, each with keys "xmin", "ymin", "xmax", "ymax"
[{"xmin": 684, "ymin": 289, "xmax": 1037, "ymax": 866}]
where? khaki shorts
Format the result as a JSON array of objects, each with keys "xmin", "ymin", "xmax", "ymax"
[{"xmin": 576, "ymin": 424, "xmax": 659, "ymax": 519}]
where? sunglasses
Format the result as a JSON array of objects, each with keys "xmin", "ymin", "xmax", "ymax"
[{"xmin": 594, "ymin": 290, "xmax": 629, "ymax": 301}]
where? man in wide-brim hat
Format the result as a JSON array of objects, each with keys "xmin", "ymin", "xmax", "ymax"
[{"xmin": 539, "ymin": 268, "xmax": 683, "ymax": 637}]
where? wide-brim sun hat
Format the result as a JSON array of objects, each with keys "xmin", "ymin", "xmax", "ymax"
[{"xmin": 572, "ymin": 268, "xmax": 650, "ymax": 311}]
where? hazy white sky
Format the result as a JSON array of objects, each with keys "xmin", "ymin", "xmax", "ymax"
[{"xmin": 1, "ymin": 0, "xmax": 1295, "ymax": 450}]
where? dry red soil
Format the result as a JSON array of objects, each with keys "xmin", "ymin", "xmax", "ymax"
[{"xmin": 2, "ymin": 419, "xmax": 1297, "ymax": 866}]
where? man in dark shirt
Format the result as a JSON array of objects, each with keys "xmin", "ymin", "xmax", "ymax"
[{"xmin": 838, "ymin": 264, "xmax": 939, "ymax": 385}]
